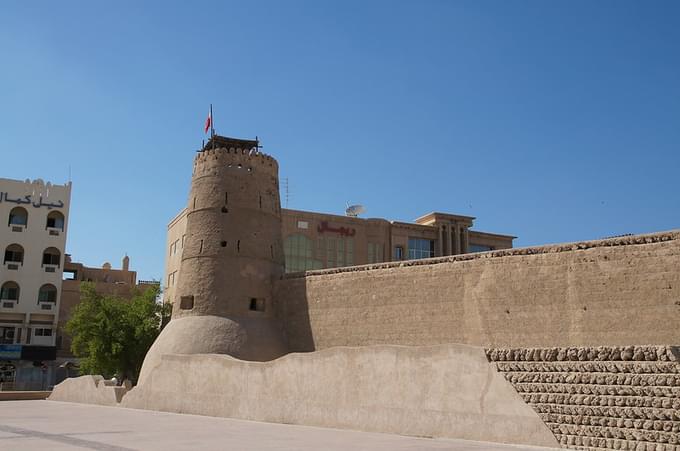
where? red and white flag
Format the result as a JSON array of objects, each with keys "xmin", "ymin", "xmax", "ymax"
[{"xmin": 204, "ymin": 108, "xmax": 212, "ymax": 133}]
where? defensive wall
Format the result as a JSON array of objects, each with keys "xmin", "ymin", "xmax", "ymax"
[{"xmin": 276, "ymin": 230, "xmax": 680, "ymax": 352}]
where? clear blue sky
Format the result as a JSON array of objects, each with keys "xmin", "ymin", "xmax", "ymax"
[{"xmin": 1, "ymin": 1, "xmax": 679, "ymax": 280}]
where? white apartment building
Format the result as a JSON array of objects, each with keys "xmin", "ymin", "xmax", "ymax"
[{"xmin": 0, "ymin": 177, "xmax": 71, "ymax": 389}]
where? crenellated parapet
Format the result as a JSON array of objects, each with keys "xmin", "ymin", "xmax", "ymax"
[{"xmin": 193, "ymin": 147, "xmax": 278, "ymax": 178}]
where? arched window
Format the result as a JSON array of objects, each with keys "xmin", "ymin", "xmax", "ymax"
[
  {"xmin": 284, "ymin": 234, "xmax": 322, "ymax": 273},
  {"xmin": 38, "ymin": 284, "xmax": 57, "ymax": 303},
  {"xmin": 46, "ymin": 211, "xmax": 65, "ymax": 230},
  {"xmin": 8, "ymin": 207, "xmax": 28, "ymax": 227},
  {"xmin": 0, "ymin": 282, "xmax": 20, "ymax": 302},
  {"xmin": 3, "ymin": 244, "xmax": 24, "ymax": 265},
  {"xmin": 42, "ymin": 247, "xmax": 61, "ymax": 267}
]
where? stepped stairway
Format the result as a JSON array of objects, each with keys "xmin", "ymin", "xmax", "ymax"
[{"xmin": 486, "ymin": 346, "xmax": 680, "ymax": 451}]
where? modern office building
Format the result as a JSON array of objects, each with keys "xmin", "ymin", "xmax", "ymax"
[
  {"xmin": 163, "ymin": 206, "xmax": 514, "ymax": 305},
  {"xmin": 0, "ymin": 177, "xmax": 71, "ymax": 389}
]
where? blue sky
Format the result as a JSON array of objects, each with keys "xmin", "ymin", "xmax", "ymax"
[{"xmin": 1, "ymin": 1, "xmax": 679, "ymax": 280}]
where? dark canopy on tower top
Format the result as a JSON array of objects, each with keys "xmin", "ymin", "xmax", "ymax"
[{"xmin": 202, "ymin": 135, "xmax": 259, "ymax": 152}]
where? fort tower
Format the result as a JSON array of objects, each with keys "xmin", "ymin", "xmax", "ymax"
[{"xmin": 140, "ymin": 136, "xmax": 288, "ymax": 381}]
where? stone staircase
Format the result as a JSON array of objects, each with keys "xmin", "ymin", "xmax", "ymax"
[{"xmin": 486, "ymin": 346, "xmax": 680, "ymax": 451}]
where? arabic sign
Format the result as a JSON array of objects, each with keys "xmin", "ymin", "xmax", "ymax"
[
  {"xmin": 0, "ymin": 192, "xmax": 64, "ymax": 209},
  {"xmin": 317, "ymin": 221, "xmax": 356, "ymax": 237},
  {"xmin": 0, "ymin": 344, "xmax": 21, "ymax": 360}
]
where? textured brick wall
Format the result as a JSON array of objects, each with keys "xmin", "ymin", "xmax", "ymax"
[
  {"xmin": 486, "ymin": 346, "xmax": 680, "ymax": 450},
  {"xmin": 276, "ymin": 231, "xmax": 680, "ymax": 351}
]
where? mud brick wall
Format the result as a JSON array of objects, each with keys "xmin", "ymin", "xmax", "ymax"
[
  {"xmin": 486, "ymin": 346, "xmax": 680, "ymax": 450},
  {"xmin": 276, "ymin": 231, "xmax": 680, "ymax": 351}
]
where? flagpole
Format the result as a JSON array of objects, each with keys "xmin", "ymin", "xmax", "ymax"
[{"xmin": 210, "ymin": 104, "xmax": 215, "ymax": 138}]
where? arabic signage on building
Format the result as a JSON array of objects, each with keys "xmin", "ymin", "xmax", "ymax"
[
  {"xmin": 317, "ymin": 221, "xmax": 356, "ymax": 237},
  {"xmin": 0, "ymin": 344, "xmax": 22, "ymax": 360},
  {"xmin": 0, "ymin": 192, "xmax": 64, "ymax": 209}
]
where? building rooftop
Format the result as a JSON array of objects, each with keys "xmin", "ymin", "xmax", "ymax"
[{"xmin": 201, "ymin": 135, "xmax": 259, "ymax": 152}]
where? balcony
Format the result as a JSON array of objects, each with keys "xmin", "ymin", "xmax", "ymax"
[
  {"xmin": 0, "ymin": 300, "xmax": 16, "ymax": 310},
  {"xmin": 4, "ymin": 262, "xmax": 20, "ymax": 271},
  {"xmin": 43, "ymin": 264, "xmax": 59, "ymax": 274},
  {"xmin": 9, "ymin": 224, "xmax": 25, "ymax": 233}
]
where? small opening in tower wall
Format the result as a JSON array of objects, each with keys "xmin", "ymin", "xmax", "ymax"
[
  {"xmin": 249, "ymin": 298, "xmax": 265, "ymax": 312},
  {"xmin": 220, "ymin": 241, "xmax": 227, "ymax": 247},
  {"xmin": 259, "ymin": 195, "xmax": 262, "ymax": 209},
  {"xmin": 237, "ymin": 240, "xmax": 240, "ymax": 252},
  {"xmin": 221, "ymin": 206, "xmax": 228, "ymax": 213},
  {"xmin": 180, "ymin": 295, "xmax": 194, "ymax": 310},
  {"xmin": 199, "ymin": 240, "xmax": 204, "ymax": 253}
]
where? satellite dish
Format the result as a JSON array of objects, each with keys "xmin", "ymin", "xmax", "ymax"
[{"xmin": 345, "ymin": 204, "xmax": 366, "ymax": 217}]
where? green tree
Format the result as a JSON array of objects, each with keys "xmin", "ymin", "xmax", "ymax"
[{"xmin": 66, "ymin": 282, "xmax": 171, "ymax": 383}]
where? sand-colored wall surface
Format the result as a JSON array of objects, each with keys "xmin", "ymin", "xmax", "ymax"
[
  {"xmin": 49, "ymin": 375, "xmax": 129, "ymax": 406},
  {"xmin": 122, "ymin": 344, "xmax": 558, "ymax": 447},
  {"xmin": 277, "ymin": 231, "xmax": 680, "ymax": 351}
]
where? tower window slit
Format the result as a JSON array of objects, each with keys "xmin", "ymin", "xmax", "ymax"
[
  {"xmin": 237, "ymin": 240, "xmax": 240, "ymax": 252},
  {"xmin": 199, "ymin": 240, "xmax": 203, "ymax": 253}
]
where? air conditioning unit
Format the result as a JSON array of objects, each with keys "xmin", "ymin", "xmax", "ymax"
[
  {"xmin": 2, "ymin": 328, "xmax": 14, "ymax": 340},
  {"xmin": 49, "ymin": 230, "xmax": 60, "ymax": 236},
  {"xmin": 40, "ymin": 303, "xmax": 53, "ymax": 310},
  {"xmin": 7, "ymin": 264, "xmax": 19, "ymax": 270},
  {"xmin": 1, "ymin": 302, "xmax": 15, "ymax": 309},
  {"xmin": 11, "ymin": 226, "xmax": 23, "ymax": 232},
  {"xmin": 45, "ymin": 266, "xmax": 56, "ymax": 273}
]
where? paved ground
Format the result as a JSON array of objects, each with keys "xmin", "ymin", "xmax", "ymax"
[{"xmin": 0, "ymin": 400, "xmax": 560, "ymax": 451}]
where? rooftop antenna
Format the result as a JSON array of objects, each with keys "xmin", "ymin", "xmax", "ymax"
[
  {"xmin": 284, "ymin": 177, "xmax": 290, "ymax": 208},
  {"xmin": 345, "ymin": 204, "xmax": 366, "ymax": 217}
]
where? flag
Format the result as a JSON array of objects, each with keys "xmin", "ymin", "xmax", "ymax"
[{"xmin": 204, "ymin": 108, "xmax": 212, "ymax": 134}]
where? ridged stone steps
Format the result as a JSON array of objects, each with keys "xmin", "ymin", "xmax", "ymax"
[{"xmin": 486, "ymin": 346, "xmax": 680, "ymax": 451}]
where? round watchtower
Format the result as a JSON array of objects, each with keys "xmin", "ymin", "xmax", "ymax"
[{"xmin": 140, "ymin": 136, "xmax": 287, "ymax": 382}]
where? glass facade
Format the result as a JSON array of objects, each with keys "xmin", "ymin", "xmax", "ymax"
[
  {"xmin": 408, "ymin": 238, "xmax": 435, "ymax": 260},
  {"xmin": 367, "ymin": 242, "xmax": 383, "ymax": 263},
  {"xmin": 469, "ymin": 244, "xmax": 494, "ymax": 253},
  {"xmin": 284, "ymin": 234, "xmax": 323, "ymax": 273}
]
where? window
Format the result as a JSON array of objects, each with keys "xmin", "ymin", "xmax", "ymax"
[
  {"xmin": 0, "ymin": 326, "xmax": 15, "ymax": 344},
  {"xmin": 180, "ymin": 295, "xmax": 194, "ymax": 310},
  {"xmin": 38, "ymin": 284, "xmax": 57, "ymax": 303},
  {"xmin": 46, "ymin": 211, "xmax": 65, "ymax": 230},
  {"xmin": 42, "ymin": 247, "xmax": 61, "ymax": 266},
  {"xmin": 8, "ymin": 207, "xmax": 28, "ymax": 227},
  {"xmin": 249, "ymin": 298, "xmax": 265, "ymax": 312},
  {"xmin": 394, "ymin": 246, "xmax": 404, "ymax": 260},
  {"xmin": 318, "ymin": 236, "xmax": 354, "ymax": 269},
  {"xmin": 34, "ymin": 328, "xmax": 53, "ymax": 337},
  {"xmin": 284, "ymin": 234, "xmax": 322, "ymax": 273},
  {"xmin": 368, "ymin": 243, "xmax": 383, "ymax": 264},
  {"xmin": 346, "ymin": 238, "xmax": 354, "ymax": 266},
  {"xmin": 0, "ymin": 282, "xmax": 19, "ymax": 302},
  {"xmin": 4, "ymin": 244, "xmax": 24, "ymax": 265},
  {"xmin": 167, "ymin": 271, "xmax": 176, "ymax": 287},
  {"xmin": 181, "ymin": 234, "xmax": 186, "ymax": 248},
  {"xmin": 469, "ymin": 244, "xmax": 494, "ymax": 253},
  {"xmin": 408, "ymin": 238, "xmax": 435, "ymax": 260}
]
